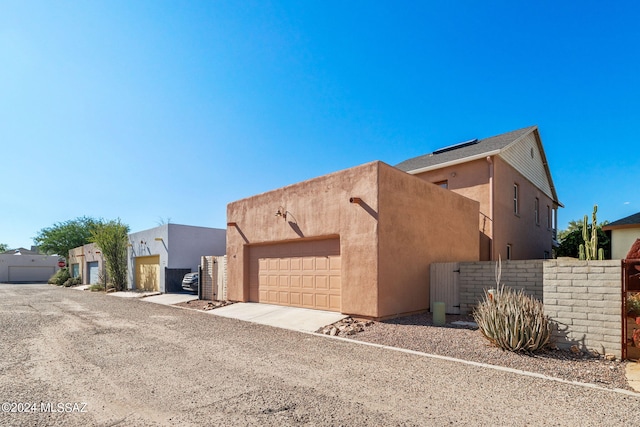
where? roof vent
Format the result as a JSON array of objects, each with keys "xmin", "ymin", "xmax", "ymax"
[{"xmin": 433, "ymin": 138, "xmax": 479, "ymax": 155}]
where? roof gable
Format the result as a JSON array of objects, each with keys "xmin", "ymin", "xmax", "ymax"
[{"xmin": 395, "ymin": 126, "xmax": 561, "ymax": 205}]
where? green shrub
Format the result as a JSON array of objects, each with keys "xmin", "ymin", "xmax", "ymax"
[
  {"xmin": 473, "ymin": 285, "xmax": 552, "ymax": 352},
  {"xmin": 48, "ymin": 268, "xmax": 71, "ymax": 286},
  {"xmin": 628, "ymin": 293, "xmax": 640, "ymax": 317},
  {"xmin": 62, "ymin": 276, "xmax": 82, "ymax": 287}
]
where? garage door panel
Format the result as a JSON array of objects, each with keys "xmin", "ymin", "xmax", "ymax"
[
  {"xmin": 302, "ymin": 293, "xmax": 314, "ymax": 307},
  {"xmin": 302, "ymin": 258, "xmax": 314, "ymax": 270},
  {"xmin": 330, "ymin": 276, "xmax": 341, "ymax": 290},
  {"xmin": 329, "ymin": 295, "xmax": 341, "ymax": 311},
  {"xmin": 290, "ymin": 292, "xmax": 301, "ymax": 305},
  {"xmin": 315, "ymin": 257, "xmax": 328, "ymax": 270},
  {"xmin": 290, "ymin": 275, "xmax": 301, "ymax": 289},
  {"xmin": 315, "ymin": 294, "xmax": 328, "ymax": 309},
  {"xmin": 278, "ymin": 291, "xmax": 289, "ymax": 304},
  {"xmin": 302, "ymin": 276, "xmax": 314, "ymax": 288},
  {"xmin": 249, "ymin": 238, "xmax": 341, "ymax": 312},
  {"xmin": 316, "ymin": 276, "xmax": 328, "ymax": 290},
  {"xmin": 8, "ymin": 266, "xmax": 55, "ymax": 283}
]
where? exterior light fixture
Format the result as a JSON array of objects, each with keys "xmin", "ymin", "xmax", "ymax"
[
  {"xmin": 154, "ymin": 237, "xmax": 163, "ymax": 241},
  {"xmin": 349, "ymin": 197, "xmax": 362, "ymax": 204},
  {"xmin": 227, "ymin": 222, "xmax": 237, "ymax": 227},
  {"xmin": 275, "ymin": 206, "xmax": 287, "ymax": 220}
]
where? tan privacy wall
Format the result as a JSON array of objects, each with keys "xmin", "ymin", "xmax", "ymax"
[
  {"xmin": 226, "ymin": 161, "xmax": 479, "ymax": 319},
  {"xmin": 543, "ymin": 260, "xmax": 621, "ymax": 357},
  {"xmin": 201, "ymin": 255, "xmax": 227, "ymax": 301},
  {"xmin": 458, "ymin": 260, "xmax": 544, "ymax": 314}
]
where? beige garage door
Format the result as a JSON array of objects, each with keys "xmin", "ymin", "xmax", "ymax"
[
  {"xmin": 249, "ymin": 239, "xmax": 341, "ymax": 312},
  {"xmin": 135, "ymin": 255, "xmax": 160, "ymax": 292}
]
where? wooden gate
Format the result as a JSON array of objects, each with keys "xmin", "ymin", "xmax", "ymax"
[{"xmin": 430, "ymin": 262, "xmax": 460, "ymax": 314}]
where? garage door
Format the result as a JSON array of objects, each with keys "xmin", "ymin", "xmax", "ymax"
[
  {"xmin": 136, "ymin": 255, "xmax": 160, "ymax": 292},
  {"xmin": 249, "ymin": 239, "xmax": 341, "ymax": 312},
  {"xmin": 8, "ymin": 266, "xmax": 55, "ymax": 283},
  {"xmin": 87, "ymin": 261, "xmax": 100, "ymax": 284}
]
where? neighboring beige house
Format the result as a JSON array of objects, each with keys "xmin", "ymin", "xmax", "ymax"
[
  {"xmin": 227, "ymin": 161, "xmax": 479, "ymax": 320},
  {"xmin": 68, "ymin": 243, "xmax": 105, "ymax": 285},
  {"xmin": 603, "ymin": 212, "xmax": 640, "ymax": 259},
  {"xmin": 395, "ymin": 126, "xmax": 562, "ymax": 261},
  {"xmin": 0, "ymin": 248, "xmax": 59, "ymax": 283}
]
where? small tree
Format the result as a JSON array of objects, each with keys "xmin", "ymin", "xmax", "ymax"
[
  {"xmin": 0, "ymin": 243, "xmax": 9, "ymax": 253},
  {"xmin": 34, "ymin": 216, "xmax": 102, "ymax": 257},
  {"xmin": 91, "ymin": 219, "xmax": 129, "ymax": 291}
]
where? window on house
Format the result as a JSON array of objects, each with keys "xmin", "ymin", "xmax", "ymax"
[
  {"xmin": 506, "ymin": 244, "xmax": 512, "ymax": 260},
  {"xmin": 547, "ymin": 205, "xmax": 551, "ymax": 229},
  {"xmin": 513, "ymin": 184, "xmax": 519, "ymax": 215},
  {"xmin": 534, "ymin": 197, "xmax": 540, "ymax": 225},
  {"xmin": 434, "ymin": 180, "xmax": 448, "ymax": 189}
]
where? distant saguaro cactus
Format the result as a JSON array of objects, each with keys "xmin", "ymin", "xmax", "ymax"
[{"xmin": 580, "ymin": 205, "xmax": 602, "ymax": 260}]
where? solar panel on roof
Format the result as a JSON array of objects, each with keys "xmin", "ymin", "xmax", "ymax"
[{"xmin": 433, "ymin": 138, "xmax": 479, "ymax": 155}]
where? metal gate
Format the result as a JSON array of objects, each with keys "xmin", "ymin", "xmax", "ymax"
[
  {"xmin": 623, "ymin": 259, "xmax": 640, "ymax": 360},
  {"xmin": 430, "ymin": 262, "xmax": 460, "ymax": 314}
]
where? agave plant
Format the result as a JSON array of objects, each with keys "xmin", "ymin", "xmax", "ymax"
[{"xmin": 473, "ymin": 285, "xmax": 552, "ymax": 352}]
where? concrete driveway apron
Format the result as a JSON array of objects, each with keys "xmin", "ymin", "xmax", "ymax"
[{"xmin": 208, "ymin": 302, "xmax": 347, "ymax": 333}]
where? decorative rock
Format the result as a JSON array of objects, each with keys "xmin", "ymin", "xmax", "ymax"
[
  {"xmin": 604, "ymin": 354, "xmax": 616, "ymax": 361},
  {"xmin": 317, "ymin": 317, "xmax": 374, "ymax": 337}
]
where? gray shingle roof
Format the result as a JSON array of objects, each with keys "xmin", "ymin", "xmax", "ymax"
[
  {"xmin": 395, "ymin": 126, "xmax": 537, "ymax": 172},
  {"xmin": 605, "ymin": 212, "xmax": 640, "ymax": 228}
]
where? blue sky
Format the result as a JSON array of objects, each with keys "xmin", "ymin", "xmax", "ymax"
[{"xmin": 1, "ymin": 1, "xmax": 638, "ymax": 249}]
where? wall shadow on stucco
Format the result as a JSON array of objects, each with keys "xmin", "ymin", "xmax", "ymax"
[
  {"xmin": 354, "ymin": 200, "xmax": 378, "ymax": 220},
  {"xmin": 233, "ymin": 226, "xmax": 249, "ymax": 244},
  {"xmin": 282, "ymin": 212, "xmax": 304, "ymax": 238}
]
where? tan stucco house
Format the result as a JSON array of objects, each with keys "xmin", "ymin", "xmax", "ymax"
[
  {"xmin": 603, "ymin": 212, "xmax": 640, "ymax": 259},
  {"xmin": 227, "ymin": 161, "xmax": 479, "ymax": 319},
  {"xmin": 395, "ymin": 126, "xmax": 562, "ymax": 261},
  {"xmin": 68, "ymin": 243, "xmax": 105, "ymax": 284}
]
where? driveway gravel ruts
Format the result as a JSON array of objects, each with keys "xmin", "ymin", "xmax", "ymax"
[{"xmin": 1, "ymin": 284, "xmax": 640, "ymax": 426}]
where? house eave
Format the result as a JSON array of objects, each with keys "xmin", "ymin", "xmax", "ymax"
[{"xmin": 404, "ymin": 150, "xmax": 502, "ymax": 175}]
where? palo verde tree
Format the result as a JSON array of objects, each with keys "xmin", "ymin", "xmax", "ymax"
[
  {"xmin": 90, "ymin": 219, "xmax": 130, "ymax": 291},
  {"xmin": 33, "ymin": 216, "xmax": 102, "ymax": 257}
]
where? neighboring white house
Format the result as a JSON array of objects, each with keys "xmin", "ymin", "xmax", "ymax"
[
  {"xmin": 603, "ymin": 212, "xmax": 640, "ymax": 259},
  {"xmin": 0, "ymin": 248, "xmax": 60, "ymax": 283},
  {"xmin": 127, "ymin": 224, "xmax": 226, "ymax": 293}
]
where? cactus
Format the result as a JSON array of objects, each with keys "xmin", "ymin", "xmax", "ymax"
[
  {"xmin": 579, "ymin": 244, "xmax": 585, "ymax": 260},
  {"xmin": 598, "ymin": 247, "xmax": 604, "ymax": 261},
  {"xmin": 579, "ymin": 205, "xmax": 599, "ymax": 260}
]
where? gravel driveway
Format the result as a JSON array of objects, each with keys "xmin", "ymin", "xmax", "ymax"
[{"xmin": 2, "ymin": 284, "xmax": 640, "ymax": 426}]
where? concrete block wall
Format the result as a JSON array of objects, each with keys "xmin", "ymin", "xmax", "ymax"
[
  {"xmin": 201, "ymin": 256, "xmax": 227, "ymax": 301},
  {"xmin": 459, "ymin": 260, "xmax": 544, "ymax": 314},
  {"xmin": 543, "ymin": 260, "xmax": 621, "ymax": 357}
]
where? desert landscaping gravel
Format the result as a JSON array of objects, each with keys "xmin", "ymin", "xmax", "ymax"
[
  {"xmin": 182, "ymin": 299, "xmax": 631, "ymax": 391},
  {"xmin": 347, "ymin": 313, "xmax": 631, "ymax": 391},
  {"xmin": 3, "ymin": 285, "xmax": 640, "ymax": 426}
]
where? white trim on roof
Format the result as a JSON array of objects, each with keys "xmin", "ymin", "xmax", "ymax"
[{"xmin": 404, "ymin": 150, "xmax": 502, "ymax": 175}]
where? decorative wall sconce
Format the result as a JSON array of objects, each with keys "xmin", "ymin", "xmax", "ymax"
[
  {"xmin": 154, "ymin": 237, "xmax": 163, "ymax": 241},
  {"xmin": 227, "ymin": 222, "xmax": 237, "ymax": 227},
  {"xmin": 275, "ymin": 206, "xmax": 288, "ymax": 220},
  {"xmin": 349, "ymin": 197, "xmax": 362, "ymax": 205}
]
